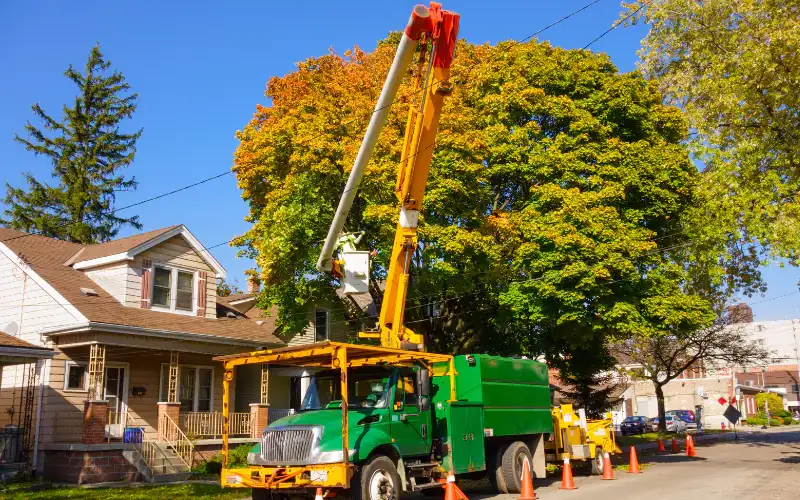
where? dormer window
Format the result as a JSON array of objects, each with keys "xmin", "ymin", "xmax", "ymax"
[{"xmin": 152, "ymin": 265, "xmax": 195, "ymax": 313}]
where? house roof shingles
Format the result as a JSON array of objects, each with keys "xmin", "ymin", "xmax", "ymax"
[
  {"xmin": 63, "ymin": 225, "xmax": 180, "ymax": 265},
  {"xmin": 0, "ymin": 228, "xmax": 282, "ymax": 346},
  {"xmin": 0, "ymin": 330, "xmax": 46, "ymax": 349}
]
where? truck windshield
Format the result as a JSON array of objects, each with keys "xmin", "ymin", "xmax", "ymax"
[{"xmin": 301, "ymin": 369, "xmax": 392, "ymax": 410}]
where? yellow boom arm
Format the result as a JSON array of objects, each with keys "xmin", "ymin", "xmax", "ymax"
[{"xmin": 378, "ymin": 7, "xmax": 459, "ymax": 350}]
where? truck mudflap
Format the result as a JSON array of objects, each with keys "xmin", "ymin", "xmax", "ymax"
[{"xmin": 221, "ymin": 464, "xmax": 353, "ymax": 489}]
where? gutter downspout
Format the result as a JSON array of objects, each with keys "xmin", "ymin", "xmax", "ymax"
[{"xmin": 32, "ymin": 358, "xmax": 47, "ymax": 474}]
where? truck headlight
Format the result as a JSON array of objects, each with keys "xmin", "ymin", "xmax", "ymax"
[
  {"xmin": 247, "ymin": 452, "xmax": 257, "ymax": 464},
  {"xmin": 315, "ymin": 449, "xmax": 356, "ymax": 464}
]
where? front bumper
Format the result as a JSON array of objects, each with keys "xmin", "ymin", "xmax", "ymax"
[{"xmin": 221, "ymin": 463, "xmax": 353, "ymax": 490}]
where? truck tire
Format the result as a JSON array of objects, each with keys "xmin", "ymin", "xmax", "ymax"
[
  {"xmin": 353, "ymin": 455, "xmax": 400, "ymax": 500},
  {"xmin": 590, "ymin": 449, "xmax": 605, "ymax": 476},
  {"xmin": 499, "ymin": 441, "xmax": 532, "ymax": 494},
  {"xmin": 251, "ymin": 489, "xmax": 268, "ymax": 500}
]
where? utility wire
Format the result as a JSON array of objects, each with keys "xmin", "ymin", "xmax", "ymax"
[
  {"xmin": 2, "ymin": 0, "xmax": 684, "ymax": 329},
  {"xmin": 1, "ymin": 0, "xmax": 608, "ymax": 247}
]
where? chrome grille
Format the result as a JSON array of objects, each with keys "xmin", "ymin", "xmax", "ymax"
[{"xmin": 260, "ymin": 426, "xmax": 319, "ymax": 464}]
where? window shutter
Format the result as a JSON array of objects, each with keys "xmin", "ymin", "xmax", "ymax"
[
  {"xmin": 197, "ymin": 271, "xmax": 207, "ymax": 317},
  {"xmin": 141, "ymin": 259, "xmax": 152, "ymax": 309}
]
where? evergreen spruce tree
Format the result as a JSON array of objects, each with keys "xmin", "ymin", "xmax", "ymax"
[{"xmin": 3, "ymin": 44, "xmax": 142, "ymax": 243}]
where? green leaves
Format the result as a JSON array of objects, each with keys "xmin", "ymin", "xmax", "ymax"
[
  {"xmin": 629, "ymin": 0, "xmax": 800, "ymax": 263},
  {"xmin": 234, "ymin": 35, "xmax": 721, "ymax": 360},
  {"xmin": 3, "ymin": 44, "xmax": 142, "ymax": 243}
]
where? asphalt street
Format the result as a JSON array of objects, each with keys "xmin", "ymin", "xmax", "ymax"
[{"xmin": 457, "ymin": 427, "xmax": 800, "ymax": 500}]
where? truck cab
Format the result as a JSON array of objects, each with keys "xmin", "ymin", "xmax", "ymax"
[{"xmin": 247, "ymin": 366, "xmax": 432, "ymax": 470}]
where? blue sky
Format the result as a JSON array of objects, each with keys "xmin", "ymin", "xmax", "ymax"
[{"xmin": 1, "ymin": 0, "xmax": 797, "ymax": 320}]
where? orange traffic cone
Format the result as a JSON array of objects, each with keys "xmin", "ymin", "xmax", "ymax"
[
  {"xmin": 628, "ymin": 446, "xmax": 641, "ymax": 474},
  {"xmin": 657, "ymin": 439, "xmax": 665, "ymax": 452},
  {"xmin": 560, "ymin": 456, "xmax": 577, "ymax": 490},
  {"xmin": 314, "ymin": 488, "xmax": 324, "ymax": 500},
  {"xmin": 671, "ymin": 437, "xmax": 679, "ymax": 453},
  {"xmin": 601, "ymin": 452, "xmax": 615, "ymax": 480},
  {"xmin": 519, "ymin": 459, "xmax": 536, "ymax": 500},
  {"xmin": 686, "ymin": 435, "xmax": 696, "ymax": 457},
  {"xmin": 445, "ymin": 474, "xmax": 459, "ymax": 500}
]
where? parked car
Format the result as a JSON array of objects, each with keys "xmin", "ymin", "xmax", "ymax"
[
  {"xmin": 650, "ymin": 415, "xmax": 688, "ymax": 432},
  {"xmin": 620, "ymin": 416, "xmax": 649, "ymax": 435},
  {"xmin": 667, "ymin": 409, "xmax": 698, "ymax": 430}
]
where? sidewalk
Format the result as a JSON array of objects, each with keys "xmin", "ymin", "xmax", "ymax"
[{"xmin": 622, "ymin": 425, "xmax": 794, "ymax": 452}]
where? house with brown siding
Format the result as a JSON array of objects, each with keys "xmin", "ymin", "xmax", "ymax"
[{"xmin": 0, "ymin": 225, "xmax": 355, "ymax": 484}]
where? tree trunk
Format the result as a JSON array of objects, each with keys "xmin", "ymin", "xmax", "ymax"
[{"xmin": 655, "ymin": 383, "xmax": 667, "ymax": 433}]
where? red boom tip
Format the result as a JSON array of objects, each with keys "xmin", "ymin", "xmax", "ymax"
[{"xmin": 405, "ymin": 5, "xmax": 433, "ymax": 41}]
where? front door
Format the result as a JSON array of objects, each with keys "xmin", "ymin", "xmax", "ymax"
[
  {"xmin": 104, "ymin": 366, "xmax": 127, "ymax": 438},
  {"xmin": 390, "ymin": 370, "xmax": 431, "ymax": 457}
]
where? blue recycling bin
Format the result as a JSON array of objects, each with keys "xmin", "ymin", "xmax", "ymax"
[{"xmin": 123, "ymin": 426, "xmax": 144, "ymax": 443}]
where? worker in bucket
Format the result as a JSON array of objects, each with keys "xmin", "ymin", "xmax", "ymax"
[{"xmin": 336, "ymin": 230, "xmax": 364, "ymax": 254}]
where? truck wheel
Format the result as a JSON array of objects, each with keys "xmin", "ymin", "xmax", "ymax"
[
  {"xmin": 590, "ymin": 450, "xmax": 605, "ymax": 476},
  {"xmin": 251, "ymin": 489, "xmax": 268, "ymax": 500},
  {"xmin": 354, "ymin": 455, "xmax": 400, "ymax": 500},
  {"xmin": 500, "ymin": 441, "xmax": 532, "ymax": 494}
]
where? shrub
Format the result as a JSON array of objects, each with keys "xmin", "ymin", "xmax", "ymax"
[
  {"xmin": 773, "ymin": 409, "xmax": 791, "ymax": 419},
  {"xmin": 769, "ymin": 417, "xmax": 784, "ymax": 426},
  {"xmin": 192, "ymin": 455, "xmax": 223, "ymax": 475},
  {"xmin": 229, "ymin": 444, "xmax": 252, "ymax": 468},
  {"xmin": 190, "ymin": 444, "xmax": 253, "ymax": 476},
  {"xmin": 745, "ymin": 417, "xmax": 765, "ymax": 426},
  {"xmin": 782, "ymin": 416, "xmax": 794, "ymax": 425}
]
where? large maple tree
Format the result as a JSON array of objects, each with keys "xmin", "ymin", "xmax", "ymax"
[{"xmin": 233, "ymin": 36, "xmax": 733, "ymax": 390}]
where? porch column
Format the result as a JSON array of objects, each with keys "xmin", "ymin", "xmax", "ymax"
[
  {"xmin": 82, "ymin": 344, "xmax": 107, "ymax": 444},
  {"xmin": 82, "ymin": 400, "xmax": 108, "ymax": 444},
  {"xmin": 157, "ymin": 351, "xmax": 181, "ymax": 440},
  {"xmin": 157, "ymin": 402, "xmax": 181, "ymax": 441},
  {"xmin": 250, "ymin": 364, "xmax": 270, "ymax": 439}
]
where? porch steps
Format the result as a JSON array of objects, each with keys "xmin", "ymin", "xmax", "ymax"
[{"xmin": 123, "ymin": 443, "xmax": 191, "ymax": 483}]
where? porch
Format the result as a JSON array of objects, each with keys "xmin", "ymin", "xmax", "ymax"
[{"xmin": 38, "ymin": 332, "xmax": 295, "ymax": 483}]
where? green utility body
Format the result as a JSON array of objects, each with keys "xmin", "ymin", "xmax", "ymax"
[
  {"xmin": 242, "ymin": 351, "xmax": 555, "ymax": 498},
  {"xmin": 430, "ymin": 354, "xmax": 553, "ymax": 474}
]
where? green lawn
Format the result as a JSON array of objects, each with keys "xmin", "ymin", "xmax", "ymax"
[{"xmin": 0, "ymin": 482, "xmax": 246, "ymax": 500}]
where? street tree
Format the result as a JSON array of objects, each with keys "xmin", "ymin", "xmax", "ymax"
[
  {"xmin": 233, "ymin": 35, "xmax": 743, "ymax": 401},
  {"xmin": 625, "ymin": 0, "xmax": 800, "ymax": 263},
  {"xmin": 614, "ymin": 315, "xmax": 770, "ymax": 432},
  {"xmin": 217, "ymin": 278, "xmax": 242, "ymax": 297},
  {"xmin": 3, "ymin": 45, "xmax": 142, "ymax": 243}
]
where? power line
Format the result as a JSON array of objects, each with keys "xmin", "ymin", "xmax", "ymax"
[
  {"xmin": 2, "ymin": 0, "xmax": 608, "ymax": 248},
  {"xmin": 1, "ymin": 1, "xmax": 671, "ymax": 334}
]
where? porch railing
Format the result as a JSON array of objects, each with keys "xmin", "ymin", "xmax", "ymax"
[
  {"xmin": 268, "ymin": 408, "xmax": 295, "ymax": 424},
  {"xmin": 126, "ymin": 411, "xmax": 179, "ymax": 479},
  {"xmin": 182, "ymin": 412, "xmax": 250, "ymax": 438},
  {"xmin": 52, "ymin": 410, "xmax": 84, "ymax": 443},
  {"xmin": 158, "ymin": 411, "xmax": 194, "ymax": 468}
]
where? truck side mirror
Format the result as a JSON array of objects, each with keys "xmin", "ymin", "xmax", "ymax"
[
  {"xmin": 417, "ymin": 369, "xmax": 430, "ymax": 397},
  {"xmin": 419, "ymin": 398, "xmax": 430, "ymax": 412}
]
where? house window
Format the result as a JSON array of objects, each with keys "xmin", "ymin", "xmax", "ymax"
[
  {"xmin": 159, "ymin": 364, "xmax": 214, "ymax": 412},
  {"xmin": 64, "ymin": 362, "xmax": 87, "ymax": 391},
  {"xmin": 315, "ymin": 308, "xmax": 329, "ymax": 342},
  {"xmin": 151, "ymin": 265, "xmax": 195, "ymax": 312}
]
